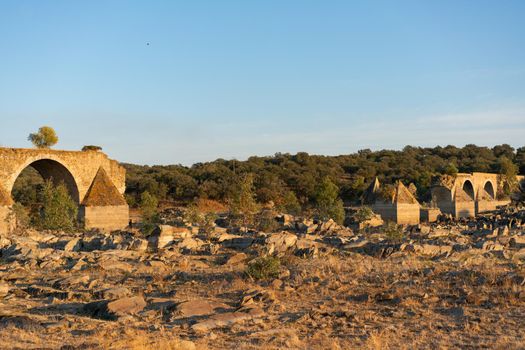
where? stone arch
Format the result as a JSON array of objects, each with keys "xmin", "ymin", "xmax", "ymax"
[
  {"xmin": 483, "ymin": 181, "xmax": 495, "ymax": 200},
  {"xmin": 10, "ymin": 158, "xmax": 80, "ymax": 204},
  {"xmin": 462, "ymin": 180, "xmax": 475, "ymax": 201}
]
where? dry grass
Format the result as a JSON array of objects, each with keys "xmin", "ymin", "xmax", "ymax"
[{"xmin": 2, "ymin": 226, "xmax": 525, "ymax": 349}]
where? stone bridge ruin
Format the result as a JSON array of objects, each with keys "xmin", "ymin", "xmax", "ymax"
[
  {"xmin": 431, "ymin": 172, "xmax": 522, "ymax": 218},
  {"xmin": 0, "ymin": 147, "xmax": 129, "ymax": 233}
]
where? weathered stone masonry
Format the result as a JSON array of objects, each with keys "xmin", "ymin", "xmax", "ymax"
[
  {"xmin": 0, "ymin": 147, "xmax": 128, "ymax": 233},
  {"xmin": 431, "ymin": 172, "xmax": 524, "ymax": 219}
]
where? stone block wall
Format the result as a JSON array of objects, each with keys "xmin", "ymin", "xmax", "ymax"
[
  {"xmin": 395, "ymin": 203, "xmax": 420, "ymax": 225},
  {"xmin": 420, "ymin": 208, "xmax": 441, "ymax": 223},
  {"xmin": 476, "ymin": 200, "xmax": 497, "ymax": 214},
  {"xmin": 371, "ymin": 203, "xmax": 396, "ymax": 223},
  {"xmin": 372, "ymin": 203, "xmax": 420, "ymax": 225},
  {"xmin": 80, "ymin": 205, "xmax": 129, "ymax": 232},
  {"xmin": 455, "ymin": 201, "xmax": 475, "ymax": 218}
]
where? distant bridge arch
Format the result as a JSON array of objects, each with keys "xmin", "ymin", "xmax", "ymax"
[
  {"xmin": 461, "ymin": 179, "xmax": 475, "ymax": 201},
  {"xmin": 431, "ymin": 172, "xmax": 523, "ymax": 218},
  {"xmin": 482, "ymin": 180, "xmax": 495, "ymax": 200}
]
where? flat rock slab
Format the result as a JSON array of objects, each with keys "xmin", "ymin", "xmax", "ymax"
[
  {"xmin": 175, "ymin": 299, "xmax": 229, "ymax": 318},
  {"xmin": 191, "ymin": 306, "xmax": 264, "ymax": 332},
  {"xmin": 83, "ymin": 296, "xmax": 146, "ymax": 320},
  {"xmin": 223, "ymin": 252, "xmax": 248, "ymax": 266}
]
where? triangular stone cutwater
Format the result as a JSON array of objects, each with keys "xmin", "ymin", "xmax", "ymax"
[{"xmin": 82, "ymin": 167, "xmax": 127, "ymax": 207}]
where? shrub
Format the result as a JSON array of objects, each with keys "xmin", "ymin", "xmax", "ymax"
[
  {"xmin": 82, "ymin": 145, "xmax": 102, "ymax": 151},
  {"xmin": 383, "ymin": 222, "xmax": 404, "ymax": 242},
  {"xmin": 125, "ymin": 193, "xmax": 137, "ymax": 208},
  {"xmin": 354, "ymin": 206, "xmax": 374, "ymax": 222},
  {"xmin": 314, "ymin": 177, "xmax": 345, "ymax": 224},
  {"xmin": 140, "ymin": 191, "xmax": 158, "ymax": 224},
  {"xmin": 184, "ymin": 203, "xmax": 201, "ymax": 225},
  {"xmin": 201, "ymin": 212, "xmax": 218, "ymax": 235},
  {"xmin": 498, "ymin": 156, "xmax": 518, "ymax": 197},
  {"xmin": 139, "ymin": 191, "xmax": 159, "ymax": 235},
  {"xmin": 229, "ymin": 173, "xmax": 259, "ymax": 231},
  {"xmin": 6, "ymin": 202, "xmax": 30, "ymax": 230},
  {"xmin": 256, "ymin": 209, "xmax": 279, "ymax": 232},
  {"xmin": 246, "ymin": 256, "xmax": 280, "ymax": 280},
  {"xmin": 38, "ymin": 181, "xmax": 78, "ymax": 231},
  {"xmin": 444, "ymin": 163, "xmax": 458, "ymax": 176},
  {"xmin": 279, "ymin": 191, "xmax": 302, "ymax": 215}
]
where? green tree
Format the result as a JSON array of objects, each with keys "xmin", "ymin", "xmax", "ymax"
[
  {"xmin": 516, "ymin": 146, "xmax": 525, "ymax": 175},
  {"xmin": 230, "ymin": 173, "xmax": 259, "ymax": 231},
  {"xmin": 140, "ymin": 191, "xmax": 159, "ymax": 224},
  {"xmin": 39, "ymin": 181, "xmax": 78, "ymax": 230},
  {"xmin": 314, "ymin": 176, "xmax": 345, "ymax": 224},
  {"xmin": 28, "ymin": 126, "xmax": 59, "ymax": 149},
  {"xmin": 498, "ymin": 156, "xmax": 518, "ymax": 196},
  {"xmin": 279, "ymin": 191, "xmax": 301, "ymax": 215},
  {"xmin": 443, "ymin": 163, "xmax": 458, "ymax": 176}
]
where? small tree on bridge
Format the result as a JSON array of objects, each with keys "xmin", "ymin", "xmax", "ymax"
[{"xmin": 28, "ymin": 126, "xmax": 58, "ymax": 149}]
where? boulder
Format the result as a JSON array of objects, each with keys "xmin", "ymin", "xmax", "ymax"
[
  {"xmin": 419, "ymin": 225, "xmax": 431, "ymax": 235},
  {"xmin": 224, "ymin": 252, "xmax": 248, "ymax": 266},
  {"xmin": 130, "ymin": 238, "xmax": 149, "ymax": 251},
  {"xmin": 64, "ymin": 238, "xmax": 82, "ymax": 252},
  {"xmin": 174, "ymin": 299, "xmax": 228, "ymax": 318},
  {"xmin": 359, "ymin": 215, "xmax": 384, "ymax": 229},
  {"xmin": 277, "ymin": 214, "xmax": 294, "ymax": 227},
  {"xmin": 178, "ymin": 237, "xmax": 204, "ymax": 251},
  {"xmin": 83, "ymin": 296, "xmax": 146, "ymax": 320},
  {"xmin": 294, "ymin": 239, "xmax": 319, "ymax": 257},
  {"xmin": 219, "ymin": 234, "xmax": 254, "ymax": 249},
  {"xmin": 148, "ymin": 225, "xmax": 175, "ymax": 249},
  {"xmin": 191, "ymin": 305, "xmax": 264, "ymax": 332},
  {"xmin": 266, "ymin": 232, "xmax": 297, "ymax": 254},
  {"xmin": 412, "ymin": 243, "xmax": 453, "ymax": 257}
]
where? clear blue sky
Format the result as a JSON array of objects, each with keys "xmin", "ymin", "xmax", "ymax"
[{"xmin": 1, "ymin": 1, "xmax": 524, "ymax": 165}]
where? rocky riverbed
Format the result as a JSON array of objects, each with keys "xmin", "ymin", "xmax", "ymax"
[{"xmin": 1, "ymin": 208, "xmax": 525, "ymax": 349}]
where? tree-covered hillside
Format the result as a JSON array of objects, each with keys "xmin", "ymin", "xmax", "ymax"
[{"xmin": 124, "ymin": 144, "xmax": 525, "ymax": 208}]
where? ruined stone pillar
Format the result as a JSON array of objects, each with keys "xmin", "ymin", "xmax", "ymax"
[{"xmin": 79, "ymin": 167, "xmax": 129, "ymax": 232}]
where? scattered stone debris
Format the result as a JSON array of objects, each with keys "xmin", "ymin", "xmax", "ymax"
[{"xmin": 1, "ymin": 205, "xmax": 525, "ymax": 348}]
